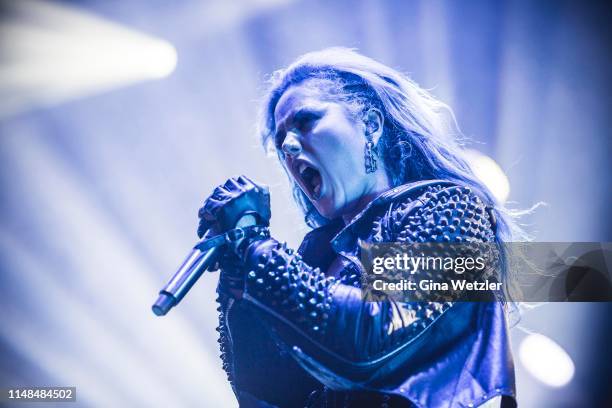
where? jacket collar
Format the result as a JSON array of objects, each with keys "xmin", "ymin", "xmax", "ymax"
[{"xmin": 329, "ymin": 179, "xmax": 454, "ymax": 254}]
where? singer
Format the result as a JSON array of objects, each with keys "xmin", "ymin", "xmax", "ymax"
[{"xmin": 198, "ymin": 48, "xmax": 519, "ymax": 407}]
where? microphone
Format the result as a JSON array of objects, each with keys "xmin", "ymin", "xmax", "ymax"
[
  {"xmin": 151, "ymin": 243, "xmax": 222, "ymax": 316},
  {"xmin": 151, "ymin": 214, "xmax": 257, "ymax": 316}
]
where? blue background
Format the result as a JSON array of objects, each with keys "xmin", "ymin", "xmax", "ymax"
[{"xmin": 0, "ymin": 1, "xmax": 610, "ymax": 406}]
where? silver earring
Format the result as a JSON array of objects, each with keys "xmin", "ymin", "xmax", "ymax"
[{"xmin": 364, "ymin": 140, "xmax": 378, "ymax": 173}]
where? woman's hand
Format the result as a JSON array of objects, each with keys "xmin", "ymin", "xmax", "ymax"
[
  {"xmin": 197, "ymin": 176, "xmax": 272, "ymax": 299},
  {"xmin": 197, "ymin": 175, "xmax": 271, "ymax": 239}
]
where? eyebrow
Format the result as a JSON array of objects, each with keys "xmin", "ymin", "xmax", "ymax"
[{"xmin": 274, "ymin": 104, "xmax": 322, "ymax": 143}]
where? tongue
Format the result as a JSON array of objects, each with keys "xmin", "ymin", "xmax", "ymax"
[{"xmin": 310, "ymin": 172, "xmax": 322, "ymax": 197}]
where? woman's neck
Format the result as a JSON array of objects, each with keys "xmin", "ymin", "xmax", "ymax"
[{"xmin": 341, "ymin": 177, "xmax": 391, "ymax": 225}]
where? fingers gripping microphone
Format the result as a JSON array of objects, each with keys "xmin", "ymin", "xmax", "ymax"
[{"xmin": 152, "ymin": 177, "xmax": 271, "ymax": 316}]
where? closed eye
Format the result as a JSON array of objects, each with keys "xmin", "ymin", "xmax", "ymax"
[
  {"xmin": 274, "ymin": 107, "xmax": 322, "ymax": 150},
  {"xmin": 293, "ymin": 110, "xmax": 320, "ymax": 133}
]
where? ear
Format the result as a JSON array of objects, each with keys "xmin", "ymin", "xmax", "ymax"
[{"xmin": 363, "ymin": 108, "xmax": 384, "ymax": 144}]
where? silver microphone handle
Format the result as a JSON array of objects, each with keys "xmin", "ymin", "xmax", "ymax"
[
  {"xmin": 152, "ymin": 214, "xmax": 257, "ymax": 316},
  {"xmin": 152, "ymin": 245, "xmax": 222, "ymax": 316}
]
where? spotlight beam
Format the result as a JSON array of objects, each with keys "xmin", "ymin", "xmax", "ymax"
[{"xmin": 0, "ymin": 0, "xmax": 177, "ymax": 118}]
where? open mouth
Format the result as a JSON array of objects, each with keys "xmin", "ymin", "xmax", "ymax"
[{"xmin": 297, "ymin": 162, "xmax": 323, "ymax": 200}]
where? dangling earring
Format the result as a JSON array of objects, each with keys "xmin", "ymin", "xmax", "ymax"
[
  {"xmin": 363, "ymin": 109, "xmax": 381, "ymax": 174},
  {"xmin": 364, "ymin": 138, "xmax": 378, "ymax": 173}
]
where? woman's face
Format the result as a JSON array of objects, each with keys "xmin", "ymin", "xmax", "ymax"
[{"xmin": 273, "ymin": 83, "xmax": 386, "ymax": 220}]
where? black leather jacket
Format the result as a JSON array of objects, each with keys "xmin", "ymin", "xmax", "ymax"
[{"xmin": 216, "ymin": 180, "xmax": 516, "ymax": 407}]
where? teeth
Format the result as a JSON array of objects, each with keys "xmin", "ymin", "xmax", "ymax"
[{"xmin": 296, "ymin": 162, "xmax": 322, "ymax": 199}]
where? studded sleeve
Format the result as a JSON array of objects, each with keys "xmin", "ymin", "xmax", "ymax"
[{"xmin": 236, "ymin": 184, "xmax": 497, "ymax": 366}]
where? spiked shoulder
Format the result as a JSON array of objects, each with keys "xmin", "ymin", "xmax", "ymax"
[{"xmin": 369, "ymin": 183, "xmax": 497, "ymax": 244}]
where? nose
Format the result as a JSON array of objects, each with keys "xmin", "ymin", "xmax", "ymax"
[{"xmin": 281, "ymin": 131, "xmax": 302, "ymax": 157}]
